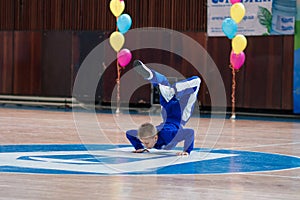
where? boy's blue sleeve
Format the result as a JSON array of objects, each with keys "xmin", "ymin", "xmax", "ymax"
[{"xmin": 126, "ymin": 130, "xmax": 144, "ymax": 150}]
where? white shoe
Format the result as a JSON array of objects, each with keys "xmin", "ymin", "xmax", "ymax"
[{"xmin": 133, "ymin": 60, "xmax": 153, "ymax": 80}]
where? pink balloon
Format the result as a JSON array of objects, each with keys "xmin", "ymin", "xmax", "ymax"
[
  {"xmin": 117, "ymin": 48, "xmax": 132, "ymax": 68},
  {"xmin": 230, "ymin": 0, "xmax": 241, "ymax": 4},
  {"xmin": 230, "ymin": 51, "xmax": 245, "ymax": 70}
]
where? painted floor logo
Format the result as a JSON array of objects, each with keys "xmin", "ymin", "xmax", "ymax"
[{"xmin": 0, "ymin": 144, "xmax": 300, "ymax": 175}]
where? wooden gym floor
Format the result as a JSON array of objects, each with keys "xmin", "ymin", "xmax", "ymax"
[{"xmin": 0, "ymin": 106, "xmax": 299, "ymax": 200}]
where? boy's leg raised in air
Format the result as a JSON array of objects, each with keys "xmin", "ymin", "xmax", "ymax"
[
  {"xmin": 133, "ymin": 60, "xmax": 175, "ymax": 102},
  {"xmin": 133, "ymin": 60, "xmax": 169, "ymax": 86}
]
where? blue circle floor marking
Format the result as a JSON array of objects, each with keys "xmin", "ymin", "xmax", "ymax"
[{"xmin": 0, "ymin": 144, "xmax": 300, "ymax": 175}]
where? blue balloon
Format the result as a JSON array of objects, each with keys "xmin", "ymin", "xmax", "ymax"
[
  {"xmin": 222, "ymin": 18, "xmax": 238, "ymax": 39},
  {"xmin": 117, "ymin": 14, "xmax": 132, "ymax": 34}
]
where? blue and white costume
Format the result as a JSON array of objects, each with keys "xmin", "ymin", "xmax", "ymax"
[{"xmin": 126, "ymin": 61, "xmax": 201, "ymax": 153}]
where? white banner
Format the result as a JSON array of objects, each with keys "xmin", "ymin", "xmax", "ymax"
[{"xmin": 207, "ymin": 0, "xmax": 297, "ymax": 36}]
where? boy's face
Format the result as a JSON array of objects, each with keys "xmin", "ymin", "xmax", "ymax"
[{"xmin": 140, "ymin": 135, "xmax": 158, "ymax": 149}]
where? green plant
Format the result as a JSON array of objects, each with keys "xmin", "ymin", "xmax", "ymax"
[{"xmin": 257, "ymin": 6, "xmax": 272, "ymax": 35}]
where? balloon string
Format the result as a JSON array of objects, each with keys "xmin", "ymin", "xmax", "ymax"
[
  {"xmin": 116, "ymin": 16, "xmax": 121, "ymax": 114},
  {"xmin": 231, "ymin": 65, "xmax": 236, "ymax": 119},
  {"xmin": 116, "ymin": 63, "xmax": 121, "ymax": 114}
]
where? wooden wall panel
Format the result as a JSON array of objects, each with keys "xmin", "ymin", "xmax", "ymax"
[
  {"xmin": 0, "ymin": 0, "xmax": 14, "ymax": 30},
  {"xmin": 72, "ymin": 31, "xmax": 108, "ymax": 103},
  {"xmin": 206, "ymin": 37, "xmax": 232, "ymax": 108},
  {"xmin": 13, "ymin": 31, "xmax": 42, "ymax": 95},
  {"xmin": 41, "ymin": 32, "xmax": 73, "ymax": 97},
  {"xmin": 281, "ymin": 36, "xmax": 294, "ymax": 110},
  {"xmin": 76, "ymin": 0, "xmax": 107, "ymax": 30},
  {"xmin": 207, "ymin": 35, "xmax": 294, "ymax": 111},
  {"xmin": 0, "ymin": 0, "xmax": 207, "ymax": 31},
  {"xmin": 14, "ymin": 0, "xmax": 43, "ymax": 30},
  {"xmin": 243, "ymin": 36, "xmax": 283, "ymax": 110},
  {"xmin": 0, "ymin": 32, "xmax": 13, "ymax": 94},
  {"xmin": 126, "ymin": 0, "xmax": 206, "ymax": 31},
  {"xmin": 43, "ymin": 0, "xmax": 70, "ymax": 30}
]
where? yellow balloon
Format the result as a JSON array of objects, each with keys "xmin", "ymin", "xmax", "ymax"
[
  {"xmin": 109, "ymin": 31, "xmax": 125, "ymax": 52},
  {"xmin": 109, "ymin": 0, "xmax": 125, "ymax": 17},
  {"xmin": 232, "ymin": 34, "xmax": 247, "ymax": 54},
  {"xmin": 230, "ymin": 3, "xmax": 245, "ymax": 23}
]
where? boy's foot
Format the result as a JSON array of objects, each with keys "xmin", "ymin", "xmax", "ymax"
[{"xmin": 133, "ymin": 60, "xmax": 153, "ymax": 80}]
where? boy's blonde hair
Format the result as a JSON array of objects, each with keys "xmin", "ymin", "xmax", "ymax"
[{"xmin": 138, "ymin": 123, "xmax": 157, "ymax": 138}]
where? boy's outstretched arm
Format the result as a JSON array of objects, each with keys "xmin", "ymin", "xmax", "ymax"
[
  {"xmin": 181, "ymin": 128, "xmax": 194, "ymax": 154},
  {"xmin": 164, "ymin": 128, "xmax": 194, "ymax": 155},
  {"xmin": 126, "ymin": 130, "xmax": 145, "ymax": 151}
]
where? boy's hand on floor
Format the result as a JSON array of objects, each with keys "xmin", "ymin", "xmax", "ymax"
[
  {"xmin": 133, "ymin": 149, "xmax": 149, "ymax": 153},
  {"xmin": 176, "ymin": 151, "xmax": 189, "ymax": 156}
]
